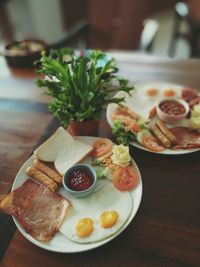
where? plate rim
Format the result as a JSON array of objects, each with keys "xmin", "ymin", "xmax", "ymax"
[
  {"xmin": 106, "ymin": 81, "xmax": 200, "ymax": 155},
  {"xmin": 12, "ymin": 136, "xmax": 143, "ymax": 253}
]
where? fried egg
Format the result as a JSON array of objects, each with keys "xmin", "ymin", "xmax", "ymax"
[
  {"xmin": 125, "ymin": 83, "xmax": 183, "ymax": 119},
  {"xmin": 60, "ymin": 183, "xmax": 133, "ymax": 243}
]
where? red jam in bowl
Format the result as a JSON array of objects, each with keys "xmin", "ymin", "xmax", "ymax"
[{"xmin": 66, "ymin": 170, "xmax": 94, "ymax": 191}]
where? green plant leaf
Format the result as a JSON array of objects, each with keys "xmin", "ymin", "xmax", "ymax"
[{"xmin": 36, "ymin": 49, "xmax": 134, "ymax": 126}]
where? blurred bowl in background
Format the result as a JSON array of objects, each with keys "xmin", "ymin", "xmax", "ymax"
[{"xmin": 3, "ymin": 39, "xmax": 47, "ymax": 69}]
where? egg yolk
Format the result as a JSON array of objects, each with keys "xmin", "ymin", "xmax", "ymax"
[
  {"xmin": 146, "ymin": 88, "xmax": 158, "ymax": 97},
  {"xmin": 163, "ymin": 89, "xmax": 175, "ymax": 97},
  {"xmin": 99, "ymin": 211, "xmax": 118, "ymax": 228},
  {"xmin": 75, "ymin": 218, "xmax": 94, "ymax": 237}
]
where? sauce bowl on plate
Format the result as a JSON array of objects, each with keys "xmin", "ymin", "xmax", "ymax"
[
  {"xmin": 156, "ymin": 98, "xmax": 189, "ymax": 124},
  {"xmin": 62, "ymin": 164, "xmax": 97, "ymax": 198}
]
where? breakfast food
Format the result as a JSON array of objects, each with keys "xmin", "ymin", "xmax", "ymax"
[
  {"xmin": 33, "ymin": 159, "xmax": 62, "ymax": 184},
  {"xmin": 112, "ymin": 166, "xmax": 138, "ymax": 191},
  {"xmin": 91, "ymin": 141, "xmax": 139, "ymax": 191},
  {"xmin": 111, "ymin": 144, "xmax": 131, "ymax": 167},
  {"xmin": 150, "ymin": 125, "xmax": 171, "ymax": 148},
  {"xmin": 156, "ymin": 120, "xmax": 177, "ymax": 144},
  {"xmin": 163, "ymin": 89, "xmax": 175, "ymax": 97},
  {"xmin": 189, "ymin": 104, "xmax": 200, "ymax": 130},
  {"xmin": 91, "ymin": 138, "xmax": 113, "ymax": 158},
  {"xmin": 156, "ymin": 99, "xmax": 189, "ymax": 125},
  {"xmin": 66, "ymin": 168, "xmax": 94, "ymax": 191},
  {"xmin": 115, "ymin": 104, "xmax": 140, "ymax": 120},
  {"xmin": 146, "ymin": 88, "xmax": 158, "ymax": 97},
  {"xmin": 159, "ymin": 100, "xmax": 186, "ymax": 116},
  {"xmin": 26, "ymin": 166, "xmax": 59, "ymax": 192},
  {"xmin": 1, "ymin": 130, "xmax": 141, "ymax": 250},
  {"xmin": 140, "ymin": 134, "xmax": 165, "ymax": 152},
  {"xmin": 34, "ymin": 127, "xmax": 74, "ymax": 162},
  {"xmin": 0, "ymin": 179, "xmax": 39, "ymax": 214},
  {"xmin": 34, "ymin": 127, "xmax": 93, "ymax": 174},
  {"xmin": 170, "ymin": 127, "xmax": 200, "ymax": 149},
  {"xmin": 0, "ymin": 179, "xmax": 71, "ymax": 242},
  {"xmin": 60, "ymin": 183, "xmax": 133, "ymax": 243},
  {"xmin": 182, "ymin": 87, "xmax": 199, "ymax": 103},
  {"xmin": 109, "ymin": 82, "xmax": 200, "ymax": 153}
]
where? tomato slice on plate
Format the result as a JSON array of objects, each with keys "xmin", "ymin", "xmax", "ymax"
[
  {"xmin": 112, "ymin": 166, "xmax": 138, "ymax": 191},
  {"xmin": 91, "ymin": 138, "xmax": 113, "ymax": 158},
  {"xmin": 142, "ymin": 135, "xmax": 164, "ymax": 152}
]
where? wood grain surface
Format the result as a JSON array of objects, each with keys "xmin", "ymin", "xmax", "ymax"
[{"xmin": 0, "ymin": 54, "xmax": 200, "ymax": 267}]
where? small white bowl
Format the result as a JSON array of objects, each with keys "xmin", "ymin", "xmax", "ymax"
[
  {"xmin": 156, "ymin": 98, "xmax": 189, "ymax": 124},
  {"xmin": 62, "ymin": 164, "xmax": 97, "ymax": 198}
]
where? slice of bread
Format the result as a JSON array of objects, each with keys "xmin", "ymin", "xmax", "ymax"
[
  {"xmin": 55, "ymin": 139, "xmax": 92, "ymax": 175},
  {"xmin": 34, "ymin": 127, "xmax": 74, "ymax": 162},
  {"xmin": 34, "ymin": 127, "xmax": 93, "ymax": 175}
]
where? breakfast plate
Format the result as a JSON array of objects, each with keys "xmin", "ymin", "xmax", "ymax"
[
  {"xmin": 12, "ymin": 136, "xmax": 143, "ymax": 253},
  {"xmin": 106, "ymin": 81, "xmax": 200, "ymax": 155}
]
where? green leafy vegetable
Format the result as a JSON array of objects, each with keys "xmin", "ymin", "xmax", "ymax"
[
  {"xmin": 112, "ymin": 120, "xmax": 137, "ymax": 145},
  {"xmin": 91, "ymin": 160, "xmax": 112, "ymax": 180},
  {"xmin": 36, "ymin": 49, "xmax": 134, "ymax": 127},
  {"xmin": 112, "ymin": 119, "xmax": 149, "ymax": 145}
]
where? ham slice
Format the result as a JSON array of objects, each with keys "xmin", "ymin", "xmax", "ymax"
[
  {"xmin": 182, "ymin": 88, "xmax": 200, "ymax": 109},
  {"xmin": 189, "ymin": 97, "xmax": 200, "ymax": 109},
  {"xmin": 0, "ymin": 179, "xmax": 71, "ymax": 242},
  {"xmin": 170, "ymin": 127, "xmax": 200, "ymax": 149},
  {"xmin": 182, "ymin": 88, "xmax": 199, "ymax": 103},
  {"xmin": 0, "ymin": 180, "xmax": 39, "ymax": 215}
]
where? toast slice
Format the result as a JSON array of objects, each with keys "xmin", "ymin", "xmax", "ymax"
[
  {"xmin": 34, "ymin": 127, "xmax": 74, "ymax": 162},
  {"xmin": 34, "ymin": 127, "xmax": 93, "ymax": 175}
]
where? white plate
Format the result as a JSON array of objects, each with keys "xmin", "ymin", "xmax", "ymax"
[
  {"xmin": 107, "ymin": 81, "xmax": 200, "ymax": 155},
  {"xmin": 12, "ymin": 136, "xmax": 143, "ymax": 253}
]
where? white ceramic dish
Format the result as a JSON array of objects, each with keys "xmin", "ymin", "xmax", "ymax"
[
  {"xmin": 106, "ymin": 81, "xmax": 200, "ymax": 155},
  {"xmin": 12, "ymin": 136, "xmax": 143, "ymax": 253},
  {"xmin": 156, "ymin": 98, "xmax": 189, "ymax": 124}
]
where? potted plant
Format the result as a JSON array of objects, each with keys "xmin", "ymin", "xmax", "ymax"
[{"xmin": 36, "ymin": 49, "xmax": 133, "ymax": 136}]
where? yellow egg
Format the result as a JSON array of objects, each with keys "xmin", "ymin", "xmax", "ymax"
[
  {"xmin": 146, "ymin": 88, "xmax": 158, "ymax": 97},
  {"xmin": 60, "ymin": 183, "xmax": 133, "ymax": 243},
  {"xmin": 99, "ymin": 211, "xmax": 118, "ymax": 228},
  {"xmin": 163, "ymin": 89, "xmax": 175, "ymax": 97},
  {"xmin": 75, "ymin": 218, "xmax": 94, "ymax": 237}
]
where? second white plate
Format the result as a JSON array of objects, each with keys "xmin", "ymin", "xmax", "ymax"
[{"xmin": 107, "ymin": 81, "xmax": 200, "ymax": 155}]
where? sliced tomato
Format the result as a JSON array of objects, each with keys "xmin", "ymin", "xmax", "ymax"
[
  {"xmin": 142, "ymin": 135, "xmax": 164, "ymax": 152},
  {"xmin": 112, "ymin": 166, "xmax": 138, "ymax": 191},
  {"xmin": 91, "ymin": 138, "xmax": 113, "ymax": 158}
]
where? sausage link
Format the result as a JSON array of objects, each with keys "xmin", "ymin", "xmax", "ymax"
[
  {"xmin": 156, "ymin": 120, "xmax": 177, "ymax": 144},
  {"xmin": 33, "ymin": 159, "xmax": 62, "ymax": 184},
  {"xmin": 150, "ymin": 125, "xmax": 171, "ymax": 148},
  {"xmin": 26, "ymin": 167, "xmax": 58, "ymax": 192}
]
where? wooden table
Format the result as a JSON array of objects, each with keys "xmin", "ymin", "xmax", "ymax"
[{"xmin": 0, "ymin": 52, "xmax": 200, "ymax": 267}]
